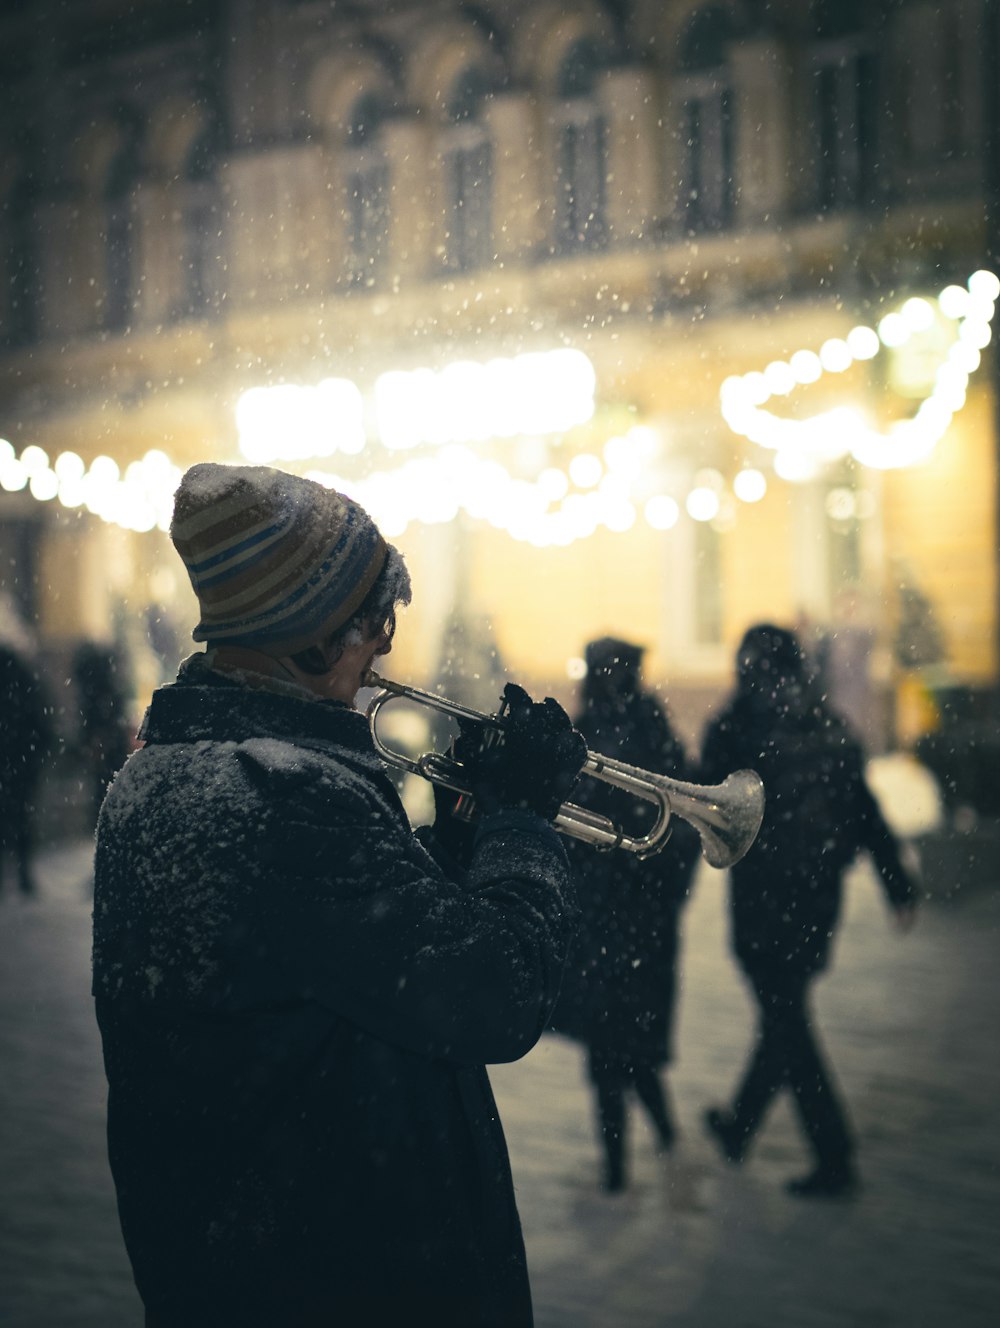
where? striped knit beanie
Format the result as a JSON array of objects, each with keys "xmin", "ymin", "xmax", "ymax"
[{"xmin": 170, "ymin": 463, "xmax": 388, "ymax": 655}]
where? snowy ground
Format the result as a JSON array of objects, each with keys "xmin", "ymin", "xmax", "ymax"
[{"xmin": 1, "ymin": 755, "xmax": 998, "ymax": 1327}]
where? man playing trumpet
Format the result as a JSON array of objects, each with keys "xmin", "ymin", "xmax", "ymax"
[{"xmin": 92, "ymin": 462, "xmax": 586, "ymax": 1327}]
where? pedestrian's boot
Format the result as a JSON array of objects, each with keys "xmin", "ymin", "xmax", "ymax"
[
  {"xmin": 785, "ymin": 1160, "xmax": 859, "ymax": 1200},
  {"xmin": 603, "ymin": 1163, "xmax": 626, "ymax": 1194},
  {"xmin": 602, "ymin": 1138, "xmax": 627, "ymax": 1194},
  {"xmin": 702, "ymin": 1107, "xmax": 749, "ymax": 1165}
]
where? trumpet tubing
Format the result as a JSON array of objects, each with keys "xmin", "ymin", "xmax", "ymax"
[{"xmin": 364, "ymin": 672, "xmax": 765, "ymax": 868}]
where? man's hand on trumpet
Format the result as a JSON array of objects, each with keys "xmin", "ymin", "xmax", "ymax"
[{"xmin": 462, "ymin": 683, "xmax": 588, "ymax": 821}]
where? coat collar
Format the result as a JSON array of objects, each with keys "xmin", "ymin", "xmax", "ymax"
[{"xmin": 138, "ymin": 652, "xmax": 374, "ymax": 759}]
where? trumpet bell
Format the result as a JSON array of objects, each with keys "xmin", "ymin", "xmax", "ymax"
[
  {"xmin": 364, "ymin": 672, "xmax": 765, "ymax": 869},
  {"xmin": 561, "ymin": 753, "xmax": 764, "ymax": 867}
]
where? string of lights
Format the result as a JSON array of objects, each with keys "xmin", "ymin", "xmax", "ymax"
[
  {"xmin": 1, "ymin": 273, "xmax": 994, "ymax": 545},
  {"xmin": 720, "ymin": 269, "xmax": 999, "ymax": 479}
]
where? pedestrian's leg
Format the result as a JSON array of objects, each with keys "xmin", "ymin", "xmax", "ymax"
[
  {"xmin": 632, "ymin": 1063, "xmax": 675, "ymax": 1151},
  {"xmin": 14, "ymin": 795, "xmax": 37, "ymax": 895},
  {"xmin": 590, "ymin": 1054, "xmax": 627, "ymax": 1192},
  {"xmin": 720, "ymin": 968, "xmax": 789, "ymax": 1154},
  {"xmin": 782, "ymin": 979, "xmax": 856, "ymax": 1194}
]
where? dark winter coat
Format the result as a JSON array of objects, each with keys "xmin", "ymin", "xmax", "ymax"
[
  {"xmin": 0, "ymin": 646, "xmax": 52, "ymax": 796},
  {"xmin": 548, "ymin": 689, "xmax": 700, "ymax": 1067},
  {"xmin": 700, "ymin": 693, "xmax": 915, "ymax": 978},
  {"xmin": 92, "ymin": 656, "xmax": 576, "ymax": 1328}
]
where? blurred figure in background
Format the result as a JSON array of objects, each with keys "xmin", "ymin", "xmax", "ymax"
[
  {"xmin": 699, "ymin": 624, "xmax": 918, "ymax": 1199},
  {"xmin": 549, "ymin": 637, "xmax": 700, "ymax": 1193},
  {"xmin": 72, "ymin": 641, "xmax": 133, "ymax": 826},
  {"xmin": 0, "ymin": 641, "xmax": 54, "ymax": 897}
]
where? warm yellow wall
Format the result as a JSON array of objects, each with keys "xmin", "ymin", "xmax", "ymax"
[
  {"xmin": 881, "ymin": 388, "xmax": 997, "ymax": 682},
  {"xmin": 721, "ymin": 481, "xmax": 799, "ymax": 645},
  {"xmin": 468, "ymin": 523, "xmax": 667, "ymax": 702}
]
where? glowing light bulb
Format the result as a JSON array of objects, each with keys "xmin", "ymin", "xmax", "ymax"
[
  {"xmin": 789, "ymin": 350, "xmax": 823, "ymax": 384},
  {"xmin": 686, "ymin": 487, "xmax": 720, "ymax": 522},
  {"xmin": 733, "ymin": 468, "xmax": 767, "ymax": 503},
  {"xmin": 54, "ymin": 451, "xmax": 85, "ymax": 481},
  {"xmin": 969, "ymin": 269, "xmax": 1000, "ymax": 302},
  {"xmin": 878, "ymin": 313, "xmax": 909, "ymax": 347},
  {"xmin": 569, "ymin": 453, "xmax": 602, "ymax": 489},
  {"xmin": 538, "ymin": 468, "xmax": 569, "ymax": 503},
  {"xmin": 644, "ymin": 495, "xmax": 680, "ymax": 530},
  {"xmin": 20, "ymin": 445, "xmax": 49, "ymax": 474},
  {"xmin": 846, "ymin": 326, "xmax": 879, "ymax": 360},
  {"xmin": 900, "ymin": 297, "xmax": 934, "ymax": 332},
  {"xmin": 29, "ymin": 470, "xmax": 58, "ymax": 501},
  {"xmin": 763, "ymin": 360, "xmax": 796, "ymax": 396},
  {"xmin": 0, "ymin": 460, "xmax": 28, "ymax": 491},
  {"xmin": 819, "ymin": 338, "xmax": 852, "ymax": 373},
  {"xmin": 939, "ymin": 285, "xmax": 970, "ymax": 319}
]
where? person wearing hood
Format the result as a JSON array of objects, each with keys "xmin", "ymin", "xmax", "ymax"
[
  {"xmin": 548, "ymin": 637, "xmax": 700, "ymax": 1193},
  {"xmin": 92, "ymin": 462, "xmax": 586, "ymax": 1327},
  {"xmin": 699, "ymin": 623, "xmax": 918, "ymax": 1199}
]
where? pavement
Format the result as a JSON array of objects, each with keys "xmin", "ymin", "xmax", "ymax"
[{"xmin": 1, "ymin": 756, "xmax": 998, "ymax": 1327}]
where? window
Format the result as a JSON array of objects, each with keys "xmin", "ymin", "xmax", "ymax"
[
  {"xmin": 676, "ymin": 6, "xmax": 736, "ymax": 233},
  {"xmin": 554, "ymin": 39, "xmax": 608, "ymax": 254},
  {"xmin": 104, "ymin": 134, "xmax": 141, "ymax": 332},
  {"xmin": 442, "ymin": 67, "xmax": 493, "ymax": 273},
  {"xmin": 809, "ymin": 0, "xmax": 877, "ymax": 210},
  {"xmin": 902, "ymin": 3, "xmax": 967, "ymax": 169},
  {"xmin": 343, "ymin": 92, "xmax": 389, "ymax": 289},
  {"xmin": 180, "ymin": 123, "xmax": 222, "ymax": 318},
  {"xmin": 4, "ymin": 178, "xmax": 38, "ymax": 348}
]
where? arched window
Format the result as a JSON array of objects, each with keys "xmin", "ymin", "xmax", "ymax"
[
  {"xmin": 442, "ymin": 66, "xmax": 493, "ymax": 273},
  {"xmin": 553, "ymin": 38, "xmax": 608, "ymax": 254},
  {"xmin": 104, "ymin": 129, "xmax": 141, "ymax": 332},
  {"xmin": 809, "ymin": 0, "xmax": 877, "ymax": 209},
  {"xmin": 343, "ymin": 91, "xmax": 389, "ymax": 289},
  {"xmin": 676, "ymin": 6, "xmax": 736, "ymax": 233},
  {"xmin": 180, "ymin": 122, "xmax": 222, "ymax": 318},
  {"xmin": 5, "ymin": 176, "xmax": 38, "ymax": 348}
]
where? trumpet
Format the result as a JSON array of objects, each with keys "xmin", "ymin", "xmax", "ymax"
[{"xmin": 364, "ymin": 673, "xmax": 765, "ymax": 869}]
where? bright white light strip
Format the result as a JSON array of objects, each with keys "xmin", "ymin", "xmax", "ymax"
[
  {"xmin": 236, "ymin": 348, "xmax": 597, "ymax": 463},
  {"xmin": 10, "ymin": 316, "xmax": 812, "ymax": 545},
  {"xmin": 236, "ymin": 379, "xmax": 365, "ymax": 463},
  {"xmin": 0, "ymin": 441, "xmax": 183, "ymax": 533},
  {"xmin": 374, "ymin": 349, "xmax": 596, "ymax": 450},
  {"xmin": 305, "ymin": 444, "xmax": 639, "ymax": 547},
  {"xmin": 3, "ymin": 424, "xmax": 684, "ymax": 547},
  {"xmin": 720, "ymin": 271, "xmax": 999, "ymax": 470}
]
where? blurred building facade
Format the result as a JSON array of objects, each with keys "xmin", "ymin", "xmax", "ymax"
[{"xmin": 0, "ymin": 0, "xmax": 995, "ymax": 750}]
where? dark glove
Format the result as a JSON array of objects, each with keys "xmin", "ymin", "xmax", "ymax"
[{"xmin": 464, "ymin": 683, "xmax": 587, "ymax": 821}]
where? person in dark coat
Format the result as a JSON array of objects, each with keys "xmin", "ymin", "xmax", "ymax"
[
  {"xmin": 548, "ymin": 638, "xmax": 700, "ymax": 1193},
  {"xmin": 72, "ymin": 641, "xmax": 132, "ymax": 825},
  {"xmin": 0, "ymin": 642, "xmax": 53, "ymax": 896},
  {"xmin": 699, "ymin": 623, "xmax": 918, "ymax": 1199},
  {"xmin": 92, "ymin": 463, "xmax": 586, "ymax": 1328}
]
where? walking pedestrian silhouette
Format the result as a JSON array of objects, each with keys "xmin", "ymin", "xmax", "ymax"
[
  {"xmin": 548, "ymin": 637, "xmax": 700, "ymax": 1193},
  {"xmin": 699, "ymin": 624, "xmax": 918, "ymax": 1197},
  {"xmin": 0, "ymin": 643, "xmax": 53, "ymax": 897}
]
